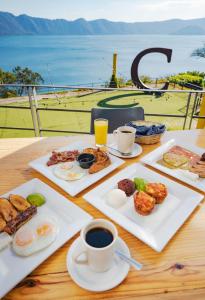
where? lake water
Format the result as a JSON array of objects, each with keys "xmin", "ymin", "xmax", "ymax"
[{"xmin": 0, "ymin": 35, "xmax": 205, "ymax": 86}]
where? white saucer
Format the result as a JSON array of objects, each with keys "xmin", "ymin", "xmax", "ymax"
[
  {"xmin": 66, "ymin": 237, "xmax": 130, "ymax": 292},
  {"xmin": 108, "ymin": 143, "xmax": 142, "ymax": 158}
]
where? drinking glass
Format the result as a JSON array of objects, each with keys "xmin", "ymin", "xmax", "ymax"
[{"xmin": 94, "ymin": 118, "xmax": 108, "ymax": 147}]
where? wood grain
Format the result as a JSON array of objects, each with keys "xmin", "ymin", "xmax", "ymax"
[{"xmin": 0, "ymin": 130, "xmax": 205, "ymax": 300}]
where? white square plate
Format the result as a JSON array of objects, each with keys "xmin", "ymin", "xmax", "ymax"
[
  {"xmin": 84, "ymin": 163, "xmax": 203, "ymax": 252},
  {"xmin": 29, "ymin": 141, "xmax": 124, "ymax": 196},
  {"xmin": 0, "ymin": 179, "xmax": 92, "ymax": 298},
  {"xmin": 141, "ymin": 139, "xmax": 205, "ymax": 192}
]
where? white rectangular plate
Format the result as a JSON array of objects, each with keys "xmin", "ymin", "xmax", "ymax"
[
  {"xmin": 29, "ymin": 141, "xmax": 124, "ymax": 196},
  {"xmin": 84, "ymin": 163, "xmax": 203, "ymax": 252},
  {"xmin": 0, "ymin": 179, "xmax": 92, "ymax": 298},
  {"xmin": 141, "ymin": 139, "xmax": 205, "ymax": 192}
]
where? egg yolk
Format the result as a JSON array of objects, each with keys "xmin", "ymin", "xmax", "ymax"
[
  {"xmin": 37, "ymin": 223, "xmax": 53, "ymax": 236},
  {"xmin": 15, "ymin": 229, "xmax": 35, "ymax": 246}
]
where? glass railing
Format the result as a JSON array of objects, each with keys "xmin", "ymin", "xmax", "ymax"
[{"xmin": 0, "ymin": 84, "xmax": 204, "ymax": 138}]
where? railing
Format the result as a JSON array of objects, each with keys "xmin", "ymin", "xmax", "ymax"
[{"xmin": 0, "ymin": 84, "xmax": 205, "ymax": 137}]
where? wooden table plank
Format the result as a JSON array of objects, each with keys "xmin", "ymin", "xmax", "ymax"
[{"xmin": 0, "ymin": 130, "xmax": 205, "ymax": 300}]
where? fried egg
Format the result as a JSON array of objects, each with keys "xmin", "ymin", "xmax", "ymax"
[
  {"xmin": 54, "ymin": 162, "xmax": 85, "ymax": 181},
  {"xmin": 12, "ymin": 214, "xmax": 59, "ymax": 256}
]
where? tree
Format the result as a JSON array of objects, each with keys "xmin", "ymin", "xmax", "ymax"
[
  {"xmin": 12, "ymin": 66, "xmax": 44, "ymax": 95},
  {"xmin": 192, "ymin": 44, "xmax": 205, "ymax": 58},
  {"xmin": 0, "ymin": 68, "xmax": 17, "ymax": 98}
]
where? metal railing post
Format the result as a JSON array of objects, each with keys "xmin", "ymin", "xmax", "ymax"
[
  {"xmin": 27, "ymin": 87, "xmax": 40, "ymax": 137},
  {"xmin": 32, "ymin": 87, "xmax": 42, "ymax": 137},
  {"xmin": 189, "ymin": 92, "xmax": 198, "ymax": 129},
  {"xmin": 183, "ymin": 92, "xmax": 192, "ymax": 130}
]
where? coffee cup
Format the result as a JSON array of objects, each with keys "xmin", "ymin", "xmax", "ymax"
[
  {"xmin": 113, "ymin": 126, "xmax": 136, "ymax": 154},
  {"xmin": 73, "ymin": 219, "xmax": 118, "ymax": 273}
]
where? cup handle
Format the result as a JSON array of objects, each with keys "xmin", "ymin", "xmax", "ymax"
[
  {"xmin": 72, "ymin": 244, "xmax": 88, "ymax": 265},
  {"xmin": 113, "ymin": 129, "xmax": 118, "ymax": 145}
]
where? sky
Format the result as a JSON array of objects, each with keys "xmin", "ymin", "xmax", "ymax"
[{"xmin": 0, "ymin": 0, "xmax": 205, "ymax": 22}]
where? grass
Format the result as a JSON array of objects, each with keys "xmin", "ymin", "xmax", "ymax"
[{"xmin": 0, "ymin": 90, "xmax": 196, "ymax": 138}]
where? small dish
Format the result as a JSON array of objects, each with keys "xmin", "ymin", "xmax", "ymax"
[
  {"xmin": 108, "ymin": 143, "xmax": 142, "ymax": 159},
  {"xmin": 66, "ymin": 236, "xmax": 130, "ymax": 292},
  {"xmin": 77, "ymin": 153, "xmax": 96, "ymax": 169}
]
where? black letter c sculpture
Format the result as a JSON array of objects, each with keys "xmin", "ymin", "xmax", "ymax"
[{"xmin": 131, "ymin": 47, "xmax": 173, "ymax": 91}]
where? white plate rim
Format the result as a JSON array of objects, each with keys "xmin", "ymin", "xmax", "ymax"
[
  {"xmin": 83, "ymin": 163, "xmax": 204, "ymax": 252},
  {"xmin": 29, "ymin": 141, "xmax": 125, "ymax": 196}
]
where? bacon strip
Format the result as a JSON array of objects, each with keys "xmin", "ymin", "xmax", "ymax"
[
  {"xmin": 47, "ymin": 150, "xmax": 79, "ymax": 166},
  {"xmin": 4, "ymin": 206, "xmax": 37, "ymax": 235}
]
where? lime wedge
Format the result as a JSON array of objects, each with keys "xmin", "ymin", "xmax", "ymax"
[{"xmin": 27, "ymin": 193, "xmax": 46, "ymax": 207}]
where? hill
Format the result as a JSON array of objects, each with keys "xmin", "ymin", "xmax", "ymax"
[{"xmin": 1, "ymin": 12, "xmax": 205, "ymax": 35}]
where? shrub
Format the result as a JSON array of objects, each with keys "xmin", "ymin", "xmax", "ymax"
[{"xmin": 169, "ymin": 73, "xmax": 203, "ymax": 87}]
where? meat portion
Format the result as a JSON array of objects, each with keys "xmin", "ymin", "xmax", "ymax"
[
  {"xmin": 4, "ymin": 205, "xmax": 37, "ymax": 235},
  {"xmin": 0, "ymin": 215, "xmax": 6, "ymax": 232},
  {"xmin": 47, "ymin": 150, "xmax": 79, "ymax": 166},
  {"xmin": 169, "ymin": 146, "xmax": 200, "ymax": 166},
  {"xmin": 9, "ymin": 194, "xmax": 30, "ymax": 212},
  {"xmin": 0, "ymin": 198, "xmax": 18, "ymax": 222}
]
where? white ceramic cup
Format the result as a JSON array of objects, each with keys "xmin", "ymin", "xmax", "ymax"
[
  {"xmin": 113, "ymin": 126, "xmax": 136, "ymax": 154},
  {"xmin": 73, "ymin": 219, "xmax": 118, "ymax": 273}
]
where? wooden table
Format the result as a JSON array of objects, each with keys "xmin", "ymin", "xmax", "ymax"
[{"xmin": 1, "ymin": 129, "xmax": 205, "ymax": 300}]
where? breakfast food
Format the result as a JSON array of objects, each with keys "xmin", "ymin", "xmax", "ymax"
[
  {"xmin": 201, "ymin": 153, "xmax": 205, "ymax": 161},
  {"xmin": 54, "ymin": 163, "xmax": 85, "ymax": 181},
  {"xmin": 134, "ymin": 191, "xmax": 156, "ymax": 216},
  {"xmin": 0, "ymin": 193, "xmax": 46, "ymax": 239},
  {"xmin": 158, "ymin": 145, "xmax": 205, "ymax": 179},
  {"xmin": 106, "ymin": 189, "xmax": 127, "ymax": 208},
  {"xmin": 12, "ymin": 214, "xmax": 59, "ymax": 256},
  {"xmin": 134, "ymin": 177, "xmax": 147, "ymax": 191},
  {"xmin": 47, "ymin": 150, "xmax": 79, "ymax": 166},
  {"xmin": 115, "ymin": 177, "xmax": 168, "ymax": 216},
  {"xmin": 0, "ymin": 215, "xmax": 6, "ymax": 232},
  {"xmin": 9, "ymin": 194, "xmax": 31, "ymax": 211},
  {"xmin": 163, "ymin": 152, "xmax": 188, "ymax": 168},
  {"xmin": 27, "ymin": 193, "xmax": 46, "ymax": 207},
  {"xmin": 4, "ymin": 206, "xmax": 37, "ymax": 235},
  {"xmin": 118, "ymin": 179, "xmax": 136, "ymax": 196},
  {"xmin": 83, "ymin": 148, "xmax": 111, "ymax": 174},
  {"xmin": 145, "ymin": 183, "xmax": 168, "ymax": 204},
  {"xmin": 0, "ymin": 198, "xmax": 18, "ymax": 222},
  {"xmin": 190, "ymin": 163, "xmax": 205, "ymax": 178}
]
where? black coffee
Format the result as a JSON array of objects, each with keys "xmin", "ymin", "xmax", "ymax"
[
  {"xmin": 121, "ymin": 130, "xmax": 132, "ymax": 133},
  {"xmin": 85, "ymin": 227, "xmax": 113, "ymax": 248}
]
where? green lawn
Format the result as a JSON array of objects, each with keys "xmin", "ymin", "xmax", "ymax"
[{"xmin": 0, "ymin": 90, "xmax": 196, "ymax": 138}]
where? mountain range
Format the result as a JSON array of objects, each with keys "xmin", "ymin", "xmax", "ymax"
[{"xmin": 1, "ymin": 11, "xmax": 205, "ymax": 35}]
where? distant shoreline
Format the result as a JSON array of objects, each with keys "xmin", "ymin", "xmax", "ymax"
[{"xmin": 1, "ymin": 11, "xmax": 205, "ymax": 35}]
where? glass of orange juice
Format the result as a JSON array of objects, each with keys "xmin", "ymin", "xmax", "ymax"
[{"xmin": 94, "ymin": 118, "xmax": 108, "ymax": 147}]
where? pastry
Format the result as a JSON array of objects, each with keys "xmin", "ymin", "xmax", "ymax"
[
  {"xmin": 134, "ymin": 191, "xmax": 156, "ymax": 216},
  {"xmin": 145, "ymin": 183, "xmax": 168, "ymax": 204}
]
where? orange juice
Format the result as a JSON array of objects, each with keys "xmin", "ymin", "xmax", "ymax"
[{"xmin": 94, "ymin": 119, "xmax": 108, "ymax": 146}]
